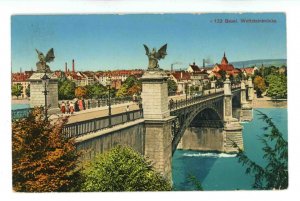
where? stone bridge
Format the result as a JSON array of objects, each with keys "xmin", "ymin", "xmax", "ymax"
[
  {"xmin": 59, "ymin": 71, "xmax": 254, "ymax": 181},
  {"xmin": 140, "ymin": 71, "xmax": 253, "ymax": 180}
]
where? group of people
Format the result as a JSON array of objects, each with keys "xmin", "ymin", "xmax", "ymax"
[{"xmin": 60, "ymin": 98, "xmax": 86, "ymax": 114}]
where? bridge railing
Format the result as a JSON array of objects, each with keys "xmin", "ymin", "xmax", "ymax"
[
  {"xmin": 168, "ymin": 84, "xmax": 241, "ymax": 111},
  {"xmin": 169, "ymin": 89, "xmax": 224, "ymax": 111},
  {"xmin": 58, "ymin": 96, "xmax": 136, "ymax": 111},
  {"xmin": 62, "ymin": 109, "xmax": 143, "ymax": 138}
]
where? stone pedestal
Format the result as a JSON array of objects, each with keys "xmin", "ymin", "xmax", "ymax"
[
  {"xmin": 223, "ymin": 77, "xmax": 244, "ymax": 153},
  {"xmin": 223, "ymin": 78, "xmax": 233, "ymax": 122},
  {"xmin": 247, "ymin": 77, "xmax": 254, "ymax": 102},
  {"xmin": 240, "ymin": 108, "xmax": 253, "ymax": 122},
  {"xmin": 223, "ymin": 120, "xmax": 244, "ymax": 153},
  {"xmin": 141, "ymin": 70, "xmax": 175, "ymax": 181},
  {"xmin": 240, "ymin": 80, "xmax": 253, "ymax": 121},
  {"xmin": 141, "ymin": 71, "xmax": 170, "ymax": 119},
  {"xmin": 28, "ymin": 72, "xmax": 60, "ymax": 114},
  {"xmin": 144, "ymin": 117, "xmax": 174, "ymax": 181},
  {"xmin": 211, "ymin": 80, "xmax": 216, "ymax": 89}
]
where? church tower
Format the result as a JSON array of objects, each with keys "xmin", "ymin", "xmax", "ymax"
[{"xmin": 221, "ymin": 52, "xmax": 229, "ymax": 65}]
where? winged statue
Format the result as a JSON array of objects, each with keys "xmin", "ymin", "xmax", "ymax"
[
  {"xmin": 143, "ymin": 44, "xmax": 167, "ymax": 70},
  {"xmin": 35, "ymin": 48, "xmax": 55, "ymax": 73}
]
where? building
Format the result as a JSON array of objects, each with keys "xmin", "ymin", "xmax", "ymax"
[
  {"xmin": 210, "ymin": 52, "xmax": 241, "ymax": 78},
  {"xmin": 170, "ymin": 71, "xmax": 191, "ymax": 94},
  {"xmin": 242, "ymin": 66, "xmax": 258, "ymax": 77},
  {"xmin": 11, "ymin": 70, "xmax": 33, "ymax": 98}
]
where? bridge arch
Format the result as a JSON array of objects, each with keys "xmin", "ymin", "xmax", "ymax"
[{"xmin": 171, "ymin": 98, "xmax": 224, "ymax": 153}]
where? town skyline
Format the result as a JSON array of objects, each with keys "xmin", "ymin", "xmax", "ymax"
[{"xmin": 12, "ymin": 13, "xmax": 286, "ymax": 72}]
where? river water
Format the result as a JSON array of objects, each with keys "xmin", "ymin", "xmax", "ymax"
[{"xmin": 172, "ymin": 108, "xmax": 288, "ymax": 191}]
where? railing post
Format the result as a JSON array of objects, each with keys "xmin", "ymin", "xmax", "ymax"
[{"xmin": 75, "ymin": 123, "xmax": 79, "ymax": 138}]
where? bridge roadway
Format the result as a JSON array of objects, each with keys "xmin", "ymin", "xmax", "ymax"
[{"xmin": 60, "ymin": 88, "xmax": 225, "ymax": 124}]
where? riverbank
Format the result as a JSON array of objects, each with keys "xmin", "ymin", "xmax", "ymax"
[
  {"xmin": 11, "ymin": 99, "xmax": 29, "ymax": 105},
  {"xmin": 252, "ymin": 95, "xmax": 287, "ymax": 108}
]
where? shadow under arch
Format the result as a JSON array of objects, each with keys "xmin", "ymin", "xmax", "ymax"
[{"xmin": 172, "ymin": 105, "xmax": 224, "ymax": 154}]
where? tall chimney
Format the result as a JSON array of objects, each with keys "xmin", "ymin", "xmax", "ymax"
[
  {"xmin": 203, "ymin": 59, "xmax": 205, "ymax": 68},
  {"xmin": 65, "ymin": 62, "xmax": 67, "ymax": 73},
  {"xmin": 72, "ymin": 59, "xmax": 75, "ymax": 73}
]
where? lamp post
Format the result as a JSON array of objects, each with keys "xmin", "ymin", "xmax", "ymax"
[
  {"xmin": 41, "ymin": 71, "xmax": 50, "ymax": 120},
  {"xmin": 106, "ymin": 76, "xmax": 112, "ymax": 127}
]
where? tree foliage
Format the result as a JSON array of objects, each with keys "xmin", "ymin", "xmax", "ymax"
[
  {"xmin": 12, "ymin": 84, "xmax": 23, "ymax": 99},
  {"xmin": 75, "ymin": 86, "xmax": 87, "ymax": 98},
  {"xmin": 25, "ymin": 84, "xmax": 30, "ymax": 97},
  {"xmin": 116, "ymin": 76, "xmax": 141, "ymax": 98},
  {"xmin": 85, "ymin": 83, "xmax": 107, "ymax": 99},
  {"xmin": 58, "ymin": 79, "xmax": 76, "ymax": 100},
  {"xmin": 81, "ymin": 145, "xmax": 172, "ymax": 191},
  {"xmin": 234, "ymin": 110, "xmax": 288, "ymax": 190},
  {"xmin": 253, "ymin": 76, "xmax": 266, "ymax": 98},
  {"xmin": 167, "ymin": 79, "xmax": 177, "ymax": 95},
  {"xmin": 12, "ymin": 107, "xmax": 81, "ymax": 192},
  {"xmin": 266, "ymin": 74, "xmax": 287, "ymax": 99}
]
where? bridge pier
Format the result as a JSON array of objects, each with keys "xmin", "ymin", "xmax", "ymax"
[
  {"xmin": 247, "ymin": 77, "xmax": 254, "ymax": 103},
  {"xmin": 223, "ymin": 76, "xmax": 244, "ymax": 152},
  {"xmin": 141, "ymin": 70, "xmax": 175, "ymax": 181},
  {"xmin": 240, "ymin": 79, "xmax": 253, "ymax": 121}
]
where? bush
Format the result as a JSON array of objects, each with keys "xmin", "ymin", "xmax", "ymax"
[
  {"xmin": 81, "ymin": 145, "xmax": 172, "ymax": 191},
  {"xmin": 12, "ymin": 107, "xmax": 81, "ymax": 192}
]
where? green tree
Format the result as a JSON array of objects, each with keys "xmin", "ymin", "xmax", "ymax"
[
  {"xmin": 253, "ymin": 76, "xmax": 266, "ymax": 98},
  {"xmin": 86, "ymin": 83, "xmax": 107, "ymax": 99},
  {"xmin": 187, "ymin": 174, "xmax": 203, "ymax": 191},
  {"xmin": 58, "ymin": 79, "xmax": 76, "ymax": 100},
  {"xmin": 234, "ymin": 110, "xmax": 288, "ymax": 190},
  {"xmin": 116, "ymin": 76, "xmax": 141, "ymax": 98},
  {"xmin": 266, "ymin": 74, "xmax": 287, "ymax": 99},
  {"xmin": 25, "ymin": 84, "xmax": 30, "ymax": 97},
  {"xmin": 167, "ymin": 79, "xmax": 177, "ymax": 95},
  {"xmin": 12, "ymin": 107, "xmax": 81, "ymax": 192},
  {"xmin": 75, "ymin": 86, "xmax": 87, "ymax": 98},
  {"xmin": 116, "ymin": 85, "xmax": 128, "ymax": 98},
  {"xmin": 219, "ymin": 70, "xmax": 227, "ymax": 81},
  {"xmin": 12, "ymin": 84, "xmax": 23, "ymax": 99},
  {"xmin": 81, "ymin": 145, "xmax": 172, "ymax": 191}
]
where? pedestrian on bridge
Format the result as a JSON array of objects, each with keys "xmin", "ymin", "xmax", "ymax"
[
  {"xmin": 70, "ymin": 102, "xmax": 74, "ymax": 114},
  {"xmin": 126, "ymin": 105, "xmax": 130, "ymax": 120},
  {"xmin": 61, "ymin": 101, "xmax": 66, "ymax": 114}
]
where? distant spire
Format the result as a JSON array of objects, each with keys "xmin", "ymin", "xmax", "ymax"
[{"xmin": 221, "ymin": 52, "xmax": 228, "ymax": 65}]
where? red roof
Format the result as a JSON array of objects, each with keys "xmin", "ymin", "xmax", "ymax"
[
  {"xmin": 172, "ymin": 71, "xmax": 191, "ymax": 81},
  {"xmin": 12, "ymin": 72, "xmax": 32, "ymax": 82},
  {"xmin": 243, "ymin": 67, "xmax": 254, "ymax": 74},
  {"xmin": 210, "ymin": 71, "xmax": 222, "ymax": 78},
  {"xmin": 214, "ymin": 64, "xmax": 235, "ymax": 72},
  {"xmin": 189, "ymin": 62, "xmax": 201, "ymax": 72}
]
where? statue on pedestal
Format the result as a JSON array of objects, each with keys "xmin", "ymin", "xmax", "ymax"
[
  {"xmin": 35, "ymin": 48, "xmax": 55, "ymax": 73},
  {"xmin": 143, "ymin": 44, "xmax": 167, "ymax": 70}
]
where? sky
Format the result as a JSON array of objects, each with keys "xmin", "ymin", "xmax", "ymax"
[{"xmin": 11, "ymin": 13, "xmax": 286, "ymax": 72}]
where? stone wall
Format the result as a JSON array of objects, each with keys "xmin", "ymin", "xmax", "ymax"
[
  {"xmin": 29, "ymin": 73, "xmax": 59, "ymax": 114},
  {"xmin": 76, "ymin": 121, "xmax": 145, "ymax": 162},
  {"xmin": 178, "ymin": 127, "xmax": 224, "ymax": 152},
  {"xmin": 144, "ymin": 117, "xmax": 174, "ymax": 180}
]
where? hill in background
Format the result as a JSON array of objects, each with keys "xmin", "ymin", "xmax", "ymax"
[{"xmin": 230, "ymin": 59, "xmax": 287, "ymax": 68}]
